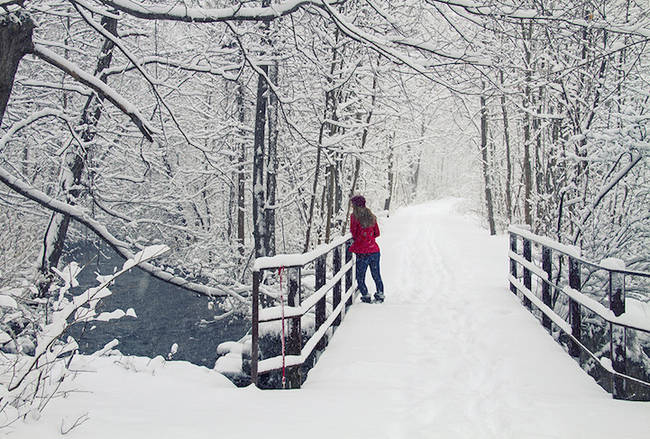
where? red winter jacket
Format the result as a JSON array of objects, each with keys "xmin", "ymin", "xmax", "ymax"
[{"xmin": 349, "ymin": 214, "xmax": 380, "ymax": 254}]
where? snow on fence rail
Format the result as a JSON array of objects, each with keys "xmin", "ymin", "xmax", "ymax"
[
  {"xmin": 508, "ymin": 226, "xmax": 650, "ymax": 400},
  {"xmin": 251, "ymin": 234, "xmax": 356, "ymax": 389}
]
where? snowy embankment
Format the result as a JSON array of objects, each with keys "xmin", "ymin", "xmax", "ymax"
[{"xmin": 7, "ymin": 199, "xmax": 650, "ymax": 439}]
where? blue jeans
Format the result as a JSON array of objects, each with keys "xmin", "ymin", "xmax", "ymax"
[{"xmin": 356, "ymin": 252, "xmax": 384, "ymax": 299}]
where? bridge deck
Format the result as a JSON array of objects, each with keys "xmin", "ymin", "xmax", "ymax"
[{"xmin": 301, "ymin": 199, "xmax": 650, "ymax": 438}]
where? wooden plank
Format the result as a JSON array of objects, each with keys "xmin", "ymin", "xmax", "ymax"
[
  {"xmin": 523, "ymin": 238, "xmax": 532, "ymax": 309},
  {"xmin": 258, "ymin": 284, "xmax": 355, "ymax": 374},
  {"xmin": 541, "ymin": 246, "xmax": 552, "ymax": 331},
  {"xmin": 345, "ymin": 241, "xmax": 353, "ymax": 309},
  {"xmin": 568, "ymin": 257, "xmax": 581, "ymax": 358},
  {"xmin": 509, "ymin": 275, "xmax": 572, "ymax": 334},
  {"xmin": 254, "ymin": 233, "xmax": 352, "ymax": 270},
  {"xmin": 333, "ymin": 245, "xmax": 342, "ymax": 326},
  {"xmin": 509, "ymin": 233, "xmax": 518, "ymax": 296},
  {"xmin": 287, "ymin": 267, "xmax": 302, "ymax": 389},
  {"xmin": 609, "ymin": 271, "xmax": 626, "ymax": 399},
  {"xmin": 258, "ymin": 259, "xmax": 353, "ymax": 322},
  {"xmin": 251, "ymin": 270, "xmax": 261, "ymax": 386},
  {"xmin": 315, "ymin": 254, "xmax": 327, "ymax": 350}
]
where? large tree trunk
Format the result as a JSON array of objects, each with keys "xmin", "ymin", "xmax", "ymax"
[
  {"xmin": 0, "ymin": 11, "xmax": 34, "ymax": 125},
  {"xmin": 236, "ymin": 80, "xmax": 246, "ymax": 257},
  {"xmin": 252, "ymin": 67, "xmax": 269, "ymax": 259},
  {"xmin": 264, "ymin": 61, "xmax": 279, "ymax": 256},
  {"xmin": 37, "ymin": 15, "xmax": 118, "ymax": 297}
]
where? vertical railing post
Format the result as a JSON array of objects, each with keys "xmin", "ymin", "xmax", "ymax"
[
  {"xmin": 568, "ymin": 257, "xmax": 581, "ymax": 358},
  {"xmin": 315, "ymin": 254, "xmax": 327, "ymax": 350},
  {"xmin": 541, "ymin": 246, "xmax": 552, "ymax": 331},
  {"xmin": 333, "ymin": 245, "xmax": 342, "ymax": 326},
  {"xmin": 251, "ymin": 270, "xmax": 261, "ymax": 386},
  {"xmin": 609, "ymin": 271, "xmax": 627, "ymax": 399},
  {"xmin": 345, "ymin": 240, "xmax": 353, "ymax": 309},
  {"xmin": 509, "ymin": 233, "xmax": 518, "ymax": 296},
  {"xmin": 286, "ymin": 267, "xmax": 302, "ymax": 389},
  {"xmin": 523, "ymin": 237, "xmax": 532, "ymax": 309}
]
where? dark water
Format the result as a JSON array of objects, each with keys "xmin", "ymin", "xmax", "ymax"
[{"xmin": 64, "ymin": 242, "xmax": 249, "ymax": 368}]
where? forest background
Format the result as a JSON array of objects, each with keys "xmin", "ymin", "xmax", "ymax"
[{"xmin": 0, "ymin": 0, "xmax": 648, "ymax": 339}]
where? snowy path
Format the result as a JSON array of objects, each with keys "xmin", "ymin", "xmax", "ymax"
[{"xmin": 10, "ymin": 199, "xmax": 650, "ymax": 439}]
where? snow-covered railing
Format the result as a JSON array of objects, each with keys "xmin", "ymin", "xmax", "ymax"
[
  {"xmin": 251, "ymin": 234, "xmax": 356, "ymax": 389},
  {"xmin": 508, "ymin": 226, "xmax": 650, "ymax": 400}
]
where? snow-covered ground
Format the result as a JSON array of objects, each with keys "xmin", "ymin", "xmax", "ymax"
[{"xmin": 7, "ymin": 199, "xmax": 650, "ymax": 438}]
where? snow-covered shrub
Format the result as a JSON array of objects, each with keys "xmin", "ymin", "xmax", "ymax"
[{"xmin": 0, "ymin": 245, "xmax": 168, "ymax": 428}]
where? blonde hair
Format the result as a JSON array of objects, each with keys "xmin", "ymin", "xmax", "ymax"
[{"xmin": 352, "ymin": 205, "xmax": 376, "ymax": 228}]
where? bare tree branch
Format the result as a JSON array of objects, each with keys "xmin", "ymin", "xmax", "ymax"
[
  {"xmin": 32, "ymin": 44, "xmax": 157, "ymax": 142},
  {"xmin": 97, "ymin": 0, "xmax": 326, "ymax": 23},
  {"xmin": 0, "ymin": 163, "xmax": 246, "ymax": 301}
]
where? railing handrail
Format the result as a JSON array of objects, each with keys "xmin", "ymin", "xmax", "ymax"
[
  {"xmin": 508, "ymin": 227, "xmax": 650, "ymax": 400},
  {"xmin": 508, "ymin": 225, "xmax": 650, "ymax": 278},
  {"xmin": 258, "ymin": 259, "xmax": 354, "ymax": 323},
  {"xmin": 251, "ymin": 235, "xmax": 356, "ymax": 389},
  {"xmin": 508, "ymin": 249, "xmax": 650, "ymax": 333},
  {"xmin": 253, "ymin": 233, "xmax": 352, "ymax": 271}
]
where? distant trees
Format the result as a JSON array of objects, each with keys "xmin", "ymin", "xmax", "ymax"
[
  {"xmin": 462, "ymin": 0, "xmax": 648, "ymax": 268},
  {"xmin": 1, "ymin": 0, "xmax": 647, "ymax": 302}
]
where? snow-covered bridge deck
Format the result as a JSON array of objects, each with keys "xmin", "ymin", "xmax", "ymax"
[{"xmin": 13, "ymin": 200, "xmax": 650, "ymax": 439}]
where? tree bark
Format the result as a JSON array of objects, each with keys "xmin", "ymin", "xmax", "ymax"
[
  {"xmin": 522, "ymin": 23, "xmax": 534, "ymax": 227},
  {"xmin": 236, "ymin": 80, "xmax": 246, "ymax": 256},
  {"xmin": 264, "ymin": 61, "xmax": 279, "ymax": 256},
  {"xmin": 480, "ymin": 91, "xmax": 496, "ymax": 235},
  {"xmin": 252, "ymin": 1, "xmax": 271, "ymax": 258},
  {"xmin": 499, "ymin": 70, "xmax": 512, "ymax": 222},
  {"xmin": 384, "ymin": 133, "xmax": 395, "ymax": 212},
  {"xmin": 0, "ymin": 11, "xmax": 34, "ymax": 125},
  {"xmin": 252, "ymin": 67, "xmax": 269, "ymax": 258}
]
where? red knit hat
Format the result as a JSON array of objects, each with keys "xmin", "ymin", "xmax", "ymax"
[{"xmin": 350, "ymin": 195, "xmax": 366, "ymax": 207}]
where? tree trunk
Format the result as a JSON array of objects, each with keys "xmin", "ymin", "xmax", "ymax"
[
  {"xmin": 412, "ymin": 121, "xmax": 426, "ymax": 203},
  {"xmin": 499, "ymin": 70, "xmax": 512, "ymax": 222},
  {"xmin": 303, "ymin": 117, "xmax": 325, "ymax": 252},
  {"xmin": 264, "ymin": 61, "xmax": 279, "ymax": 256},
  {"xmin": 522, "ymin": 23, "xmax": 534, "ymax": 227},
  {"xmin": 0, "ymin": 11, "xmax": 34, "ymax": 125},
  {"xmin": 480, "ymin": 91, "xmax": 496, "ymax": 235},
  {"xmin": 236, "ymin": 80, "xmax": 246, "ymax": 256},
  {"xmin": 384, "ymin": 133, "xmax": 395, "ymax": 212},
  {"xmin": 252, "ymin": 67, "xmax": 269, "ymax": 258}
]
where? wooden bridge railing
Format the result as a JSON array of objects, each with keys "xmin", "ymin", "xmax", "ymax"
[
  {"xmin": 251, "ymin": 234, "xmax": 356, "ymax": 389},
  {"xmin": 508, "ymin": 225, "xmax": 650, "ymax": 400}
]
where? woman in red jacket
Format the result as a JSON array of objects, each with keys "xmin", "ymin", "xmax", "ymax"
[{"xmin": 349, "ymin": 195, "xmax": 384, "ymax": 303}]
